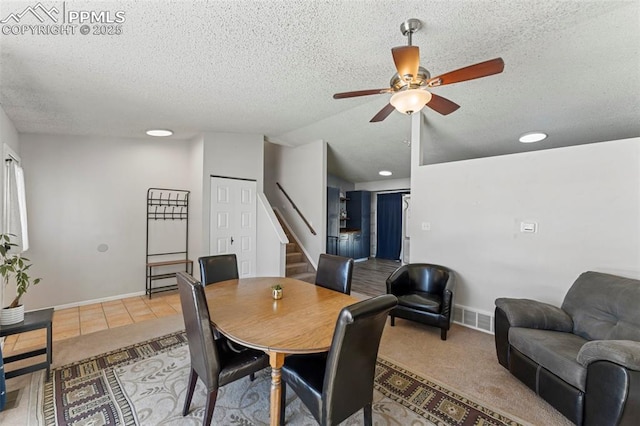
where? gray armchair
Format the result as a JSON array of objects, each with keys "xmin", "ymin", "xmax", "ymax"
[{"xmin": 494, "ymin": 271, "xmax": 640, "ymax": 426}]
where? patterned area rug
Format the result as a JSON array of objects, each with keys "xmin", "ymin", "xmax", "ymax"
[{"xmin": 42, "ymin": 331, "xmax": 525, "ymax": 425}]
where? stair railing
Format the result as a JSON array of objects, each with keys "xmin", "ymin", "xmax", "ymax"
[{"xmin": 276, "ymin": 182, "xmax": 317, "ymax": 235}]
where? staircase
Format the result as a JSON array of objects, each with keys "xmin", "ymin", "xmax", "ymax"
[{"xmin": 275, "ymin": 211, "xmax": 316, "ymax": 283}]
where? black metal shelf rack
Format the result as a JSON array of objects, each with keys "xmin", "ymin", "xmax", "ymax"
[{"xmin": 146, "ymin": 188, "xmax": 192, "ymax": 298}]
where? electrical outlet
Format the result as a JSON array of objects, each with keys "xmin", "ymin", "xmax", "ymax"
[{"xmin": 421, "ymin": 222, "xmax": 431, "ymax": 231}]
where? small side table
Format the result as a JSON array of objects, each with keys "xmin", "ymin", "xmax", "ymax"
[{"xmin": 0, "ymin": 308, "xmax": 53, "ymax": 381}]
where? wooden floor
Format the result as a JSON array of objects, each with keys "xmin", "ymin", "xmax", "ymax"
[
  {"xmin": 351, "ymin": 258, "xmax": 401, "ymax": 297},
  {"xmin": 1, "ymin": 258, "xmax": 400, "ymax": 357}
]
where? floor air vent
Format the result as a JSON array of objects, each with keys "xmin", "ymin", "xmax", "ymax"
[{"xmin": 453, "ymin": 305, "xmax": 494, "ymax": 334}]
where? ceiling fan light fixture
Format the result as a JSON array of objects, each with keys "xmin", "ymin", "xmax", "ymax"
[
  {"xmin": 390, "ymin": 89, "xmax": 432, "ymax": 115},
  {"xmin": 519, "ymin": 132, "xmax": 547, "ymax": 143}
]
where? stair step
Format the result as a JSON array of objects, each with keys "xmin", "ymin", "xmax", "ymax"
[
  {"xmin": 286, "ymin": 252, "xmax": 304, "ymax": 263},
  {"xmin": 289, "ymin": 272, "xmax": 316, "ymax": 284},
  {"xmin": 286, "ymin": 243, "xmax": 298, "ymax": 253},
  {"xmin": 286, "ymin": 262, "xmax": 309, "ymax": 275}
]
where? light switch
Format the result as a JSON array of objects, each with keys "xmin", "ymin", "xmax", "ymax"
[{"xmin": 421, "ymin": 222, "xmax": 431, "ymax": 231}]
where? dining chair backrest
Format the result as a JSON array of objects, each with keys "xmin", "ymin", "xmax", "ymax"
[
  {"xmin": 176, "ymin": 271, "xmax": 222, "ymax": 389},
  {"xmin": 315, "ymin": 254, "xmax": 354, "ymax": 295},
  {"xmin": 198, "ymin": 254, "xmax": 239, "ymax": 287},
  {"xmin": 322, "ymin": 294, "xmax": 398, "ymax": 424}
]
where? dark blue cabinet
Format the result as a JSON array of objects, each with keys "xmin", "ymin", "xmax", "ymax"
[
  {"xmin": 345, "ymin": 191, "xmax": 371, "ymax": 259},
  {"xmin": 327, "ymin": 236, "xmax": 338, "ymax": 255},
  {"xmin": 327, "ymin": 189, "xmax": 370, "ymax": 259},
  {"xmin": 326, "ymin": 187, "xmax": 340, "ymax": 255},
  {"xmin": 338, "ymin": 233, "xmax": 350, "ymax": 257}
]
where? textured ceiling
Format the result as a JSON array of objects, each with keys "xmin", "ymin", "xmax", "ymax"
[{"xmin": 1, "ymin": 1, "xmax": 639, "ymax": 183}]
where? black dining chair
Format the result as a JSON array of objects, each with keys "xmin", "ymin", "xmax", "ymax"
[
  {"xmin": 198, "ymin": 254, "xmax": 239, "ymax": 286},
  {"xmin": 176, "ymin": 272, "xmax": 269, "ymax": 426},
  {"xmin": 279, "ymin": 294, "xmax": 398, "ymax": 426},
  {"xmin": 315, "ymin": 254, "xmax": 354, "ymax": 295},
  {"xmin": 198, "ymin": 254, "xmax": 241, "ymax": 342}
]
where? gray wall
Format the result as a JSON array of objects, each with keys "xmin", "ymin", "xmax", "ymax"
[
  {"xmin": 264, "ymin": 140, "xmax": 326, "ymax": 267},
  {"xmin": 20, "ymin": 133, "xmax": 200, "ymax": 308},
  {"xmin": 410, "ymin": 133, "xmax": 640, "ymax": 313}
]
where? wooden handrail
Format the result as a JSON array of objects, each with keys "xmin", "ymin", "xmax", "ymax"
[{"xmin": 276, "ymin": 182, "xmax": 317, "ymax": 235}]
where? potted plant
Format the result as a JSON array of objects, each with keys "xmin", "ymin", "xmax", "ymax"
[
  {"xmin": 271, "ymin": 284, "xmax": 283, "ymax": 300},
  {"xmin": 0, "ymin": 233, "xmax": 41, "ymax": 325}
]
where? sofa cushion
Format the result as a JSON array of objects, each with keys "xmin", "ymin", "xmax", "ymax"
[
  {"xmin": 561, "ymin": 271, "xmax": 640, "ymax": 341},
  {"xmin": 509, "ymin": 327, "xmax": 588, "ymax": 391},
  {"xmin": 397, "ymin": 292, "xmax": 441, "ymax": 313}
]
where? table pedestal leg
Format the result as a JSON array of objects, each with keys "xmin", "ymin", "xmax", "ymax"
[{"xmin": 269, "ymin": 352, "xmax": 285, "ymax": 426}]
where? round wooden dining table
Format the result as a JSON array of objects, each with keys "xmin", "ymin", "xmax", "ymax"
[{"xmin": 203, "ymin": 276, "xmax": 360, "ymax": 426}]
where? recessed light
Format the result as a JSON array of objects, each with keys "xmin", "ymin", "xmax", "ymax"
[
  {"xmin": 146, "ymin": 129, "xmax": 173, "ymax": 137},
  {"xmin": 379, "ymin": 170, "xmax": 392, "ymax": 176},
  {"xmin": 519, "ymin": 132, "xmax": 547, "ymax": 143}
]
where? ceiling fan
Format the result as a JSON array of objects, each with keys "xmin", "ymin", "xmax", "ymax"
[{"xmin": 333, "ymin": 19, "xmax": 505, "ymax": 122}]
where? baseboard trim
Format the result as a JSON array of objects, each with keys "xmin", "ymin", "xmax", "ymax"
[{"xmin": 29, "ymin": 290, "xmax": 147, "ymax": 312}]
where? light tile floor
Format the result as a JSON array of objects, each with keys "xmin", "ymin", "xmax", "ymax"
[{"xmin": 2, "ymin": 291, "xmax": 182, "ymax": 357}]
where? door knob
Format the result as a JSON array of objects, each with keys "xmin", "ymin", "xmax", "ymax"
[{"xmin": 230, "ymin": 236, "xmax": 234, "ymax": 245}]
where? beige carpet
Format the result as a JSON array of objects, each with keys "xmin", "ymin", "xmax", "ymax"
[{"xmin": 1, "ymin": 313, "xmax": 571, "ymax": 425}]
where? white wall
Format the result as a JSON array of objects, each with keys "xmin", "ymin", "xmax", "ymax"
[
  {"xmin": 20, "ymin": 133, "xmax": 199, "ymax": 309},
  {"xmin": 256, "ymin": 193, "xmax": 287, "ymax": 276},
  {"xmin": 187, "ymin": 135, "xmax": 205, "ymax": 280},
  {"xmin": 264, "ymin": 140, "xmax": 326, "ymax": 266},
  {"xmin": 201, "ymin": 132, "xmax": 264, "ymax": 256},
  {"xmin": 354, "ymin": 178, "xmax": 410, "ymax": 192},
  {"xmin": 410, "ymin": 135, "xmax": 640, "ymax": 313},
  {"xmin": 0, "ymin": 106, "xmax": 21, "ymax": 309}
]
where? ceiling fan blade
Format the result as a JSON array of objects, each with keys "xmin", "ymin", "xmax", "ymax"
[
  {"xmin": 426, "ymin": 93, "xmax": 460, "ymax": 115},
  {"xmin": 370, "ymin": 103, "xmax": 396, "ymax": 122},
  {"xmin": 427, "ymin": 57, "xmax": 505, "ymax": 87},
  {"xmin": 333, "ymin": 88, "xmax": 390, "ymax": 99},
  {"xmin": 392, "ymin": 46, "xmax": 420, "ymax": 82}
]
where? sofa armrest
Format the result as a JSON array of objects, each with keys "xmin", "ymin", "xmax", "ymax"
[
  {"xmin": 495, "ymin": 298, "xmax": 573, "ymax": 332},
  {"xmin": 578, "ymin": 340, "xmax": 640, "ymax": 371}
]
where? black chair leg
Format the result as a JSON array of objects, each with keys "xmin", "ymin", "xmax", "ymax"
[
  {"xmin": 441, "ymin": 328, "xmax": 447, "ymax": 341},
  {"xmin": 279, "ymin": 380, "xmax": 287, "ymax": 425},
  {"xmin": 203, "ymin": 388, "xmax": 218, "ymax": 426},
  {"xmin": 183, "ymin": 368, "xmax": 198, "ymax": 416},
  {"xmin": 250, "ymin": 373, "xmax": 255, "ymax": 381},
  {"xmin": 363, "ymin": 403, "xmax": 372, "ymax": 426},
  {"xmin": 390, "ymin": 315, "xmax": 395, "ymax": 326}
]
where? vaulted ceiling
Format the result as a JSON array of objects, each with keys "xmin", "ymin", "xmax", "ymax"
[{"xmin": 1, "ymin": 1, "xmax": 638, "ymax": 182}]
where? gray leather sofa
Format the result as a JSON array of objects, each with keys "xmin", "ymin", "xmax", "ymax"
[{"xmin": 494, "ymin": 271, "xmax": 640, "ymax": 426}]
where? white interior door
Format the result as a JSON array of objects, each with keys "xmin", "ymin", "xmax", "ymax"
[{"xmin": 210, "ymin": 177, "xmax": 257, "ymax": 277}]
